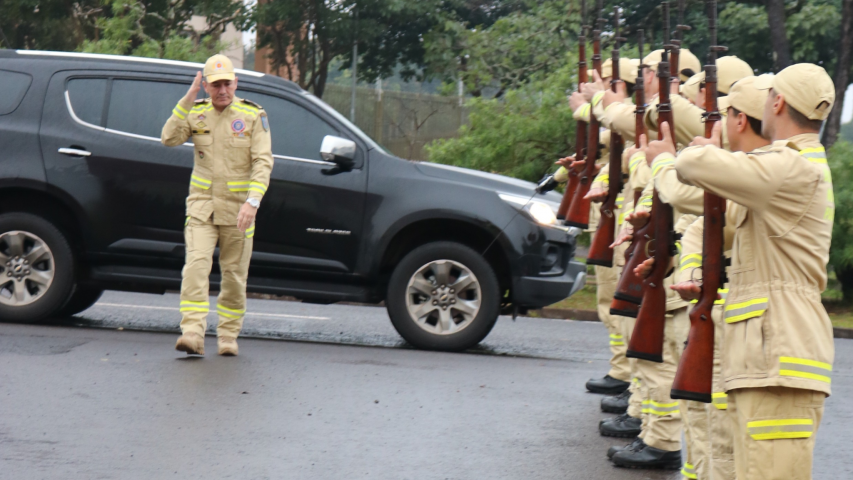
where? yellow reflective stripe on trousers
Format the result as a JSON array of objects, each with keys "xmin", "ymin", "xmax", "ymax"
[
  {"xmin": 715, "ymin": 288, "xmax": 729, "ymax": 305},
  {"xmin": 724, "ymin": 297, "xmax": 768, "ymax": 323},
  {"xmin": 245, "ymin": 225, "xmax": 255, "ymax": 238},
  {"xmin": 227, "ymin": 181, "xmax": 251, "ymax": 192},
  {"xmin": 712, "ymin": 392, "xmax": 728, "ymax": 410},
  {"xmin": 180, "ymin": 300, "xmax": 209, "ymax": 313},
  {"xmin": 609, "ymin": 333, "xmax": 624, "ymax": 346},
  {"xmin": 681, "ymin": 463, "xmax": 698, "ymax": 479},
  {"xmin": 641, "ymin": 400, "xmax": 651, "ymax": 414},
  {"xmin": 680, "ymin": 253, "xmax": 702, "ymax": 272},
  {"xmin": 747, "ymin": 418, "xmax": 814, "ymax": 440},
  {"xmin": 779, "ymin": 356, "xmax": 832, "ymax": 384},
  {"xmin": 647, "ymin": 400, "xmax": 679, "ymax": 416},
  {"xmin": 191, "ymin": 175, "xmax": 211, "ymax": 190},
  {"xmin": 249, "ymin": 181, "xmax": 267, "ymax": 195},
  {"xmin": 217, "ymin": 304, "xmax": 246, "ymax": 319}
]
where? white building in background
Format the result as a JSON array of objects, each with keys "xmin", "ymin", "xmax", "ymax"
[{"xmin": 188, "ymin": 16, "xmax": 244, "ymax": 69}]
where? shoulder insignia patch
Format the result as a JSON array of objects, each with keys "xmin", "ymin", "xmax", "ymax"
[
  {"xmin": 261, "ymin": 112, "xmax": 270, "ymax": 132},
  {"xmin": 194, "ymin": 98, "xmax": 209, "ymax": 104},
  {"xmin": 243, "ymin": 99, "xmax": 262, "ymax": 109}
]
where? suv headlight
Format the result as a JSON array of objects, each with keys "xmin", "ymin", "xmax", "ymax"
[{"xmin": 499, "ymin": 193, "xmax": 558, "ymax": 226}]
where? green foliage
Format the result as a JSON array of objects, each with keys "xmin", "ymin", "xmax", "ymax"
[
  {"xmin": 829, "ymin": 140, "xmax": 853, "ymax": 268},
  {"xmin": 426, "ymin": 60, "xmax": 577, "ymax": 182}
]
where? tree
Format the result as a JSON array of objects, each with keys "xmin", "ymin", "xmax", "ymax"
[
  {"xmin": 828, "ymin": 140, "xmax": 853, "ymax": 302},
  {"xmin": 0, "ymin": 0, "xmax": 103, "ymax": 50},
  {"xmin": 822, "ymin": 0, "xmax": 853, "ymax": 149},
  {"xmin": 765, "ymin": 0, "xmax": 793, "ymax": 71}
]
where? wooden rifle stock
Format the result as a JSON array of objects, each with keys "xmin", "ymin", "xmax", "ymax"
[
  {"xmin": 671, "ymin": 0, "xmax": 727, "ymax": 403},
  {"xmin": 557, "ymin": 3, "xmax": 589, "ymax": 220},
  {"xmin": 565, "ymin": 2, "xmax": 604, "ymax": 229},
  {"xmin": 627, "ymin": 1, "xmax": 678, "ymax": 362},
  {"xmin": 587, "ymin": 7, "xmax": 626, "ymax": 267}
]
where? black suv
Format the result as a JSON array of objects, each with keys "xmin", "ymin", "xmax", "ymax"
[{"xmin": 0, "ymin": 50, "xmax": 586, "ymax": 351}]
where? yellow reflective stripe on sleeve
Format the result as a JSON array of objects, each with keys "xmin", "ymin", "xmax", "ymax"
[
  {"xmin": 190, "ymin": 175, "xmax": 212, "ymax": 190},
  {"xmin": 245, "ymin": 225, "xmax": 256, "ymax": 238},
  {"xmin": 249, "ymin": 182, "xmax": 268, "ymax": 195},
  {"xmin": 618, "ymin": 207, "xmax": 633, "ymax": 226},
  {"xmin": 216, "ymin": 304, "xmax": 246, "ymax": 319},
  {"xmin": 180, "ymin": 300, "xmax": 210, "ymax": 313},
  {"xmin": 647, "ymin": 400, "xmax": 680, "ymax": 416},
  {"xmin": 616, "ymin": 196, "xmax": 624, "ymax": 208},
  {"xmin": 629, "ymin": 155, "xmax": 645, "ymax": 174},
  {"xmin": 724, "ymin": 297, "xmax": 768, "ymax": 323},
  {"xmin": 592, "ymin": 91, "xmax": 605, "ymax": 107},
  {"xmin": 185, "ymin": 216, "xmax": 190, "ymax": 226},
  {"xmin": 712, "ymin": 392, "xmax": 728, "ymax": 410},
  {"xmin": 609, "ymin": 333, "xmax": 625, "ymax": 346},
  {"xmin": 175, "ymin": 104, "xmax": 189, "ymax": 114},
  {"xmin": 639, "ymin": 195, "xmax": 653, "ymax": 207},
  {"xmin": 681, "ymin": 463, "xmax": 698, "ymax": 479},
  {"xmin": 779, "ymin": 356, "xmax": 832, "ymax": 384},
  {"xmin": 799, "ymin": 147, "xmax": 827, "ymax": 163},
  {"xmin": 651, "ymin": 158, "xmax": 675, "ymax": 176},
  {"xmin": 680, "ymin": 253, "xmax": 702, "ymax": 272},
  {"xmin": 597, "ymin": 174, "xmax": 610, "ymax": 184},
  {"xmin": 747, "ymin": 419, "xmax": 814, "ymax": 440},
  {"xmin": 190, "ymin": 104, "xmax": 213, "ymax": 114},
  {"xmin": 172, "ymin": 108, "xmax": 186, "ymax": 119},
  {"xmin": 227, "ymin": 181, "xmax": 251, "ymax": 192}
]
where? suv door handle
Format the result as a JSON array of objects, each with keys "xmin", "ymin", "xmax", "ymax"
[{"xmin": 58, "ymin": 147, "xmax": 91, "ymax": 157}]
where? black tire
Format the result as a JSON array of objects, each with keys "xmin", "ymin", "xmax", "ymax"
[
  {"xmin": 386, "ymin": 241, "xmax": 500, "ymax": 351},
  {"xmin": 55, "ymin": 287, "xmax": 103, "ymax": 317},
  {"xmin": 0, "ymin": 213, "xmax": 76, "ymax": 322}
]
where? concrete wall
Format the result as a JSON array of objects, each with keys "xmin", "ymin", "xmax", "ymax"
[{"xmin": 188, "ymin": 16, "xmax": 244, "ymax": 69}]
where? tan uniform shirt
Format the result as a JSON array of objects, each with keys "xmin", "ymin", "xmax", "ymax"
[
  {"xmin": 675, "ymin": 140, "xmax": 835, "ymax": 395},
  {"xmin": 644, "ymin": 95, "xmax": 730, "ymax": 149},
  {"xmin": 162, "ymin": 96, "xmax": 274, "ymax": 226}
]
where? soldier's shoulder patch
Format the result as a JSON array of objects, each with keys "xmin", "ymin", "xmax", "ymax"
[
  {"xmin": 194, "ymin": 98, "xmax": 209, "ymax": 104},
  {"xmin": 261, "ymin": 112, "xmax": 269, "ymax": 132},
  {"xmin": 243, "ymin": 99, "xmax": 262, "ymax": 109}
]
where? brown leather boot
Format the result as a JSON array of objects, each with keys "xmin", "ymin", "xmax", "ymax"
[
  {"xmin": 218, "ymin": 337, "xmax": 238, "ymax": 356},
  {"xmin": 175, "ymin": 332, "xmax": 205, "ymax": 355}
]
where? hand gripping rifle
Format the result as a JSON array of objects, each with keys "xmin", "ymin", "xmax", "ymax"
[
  {"xmin": 609, "ymin": 28, "xmax": 645, "ymax": 318},
  {"xmin": 565, "ymin": 0, "xmax": 604, "ymax": 229},
  {"xmin": 671, "ymin": 0, "xmax": 727, "ymax": 403},
  {"xmin": 587, "ymin": 7, "xmax": 626, "ymax": 267},
  {"xmin": 556, "ymin": 0, "xmax": 589, "ymax": 220},
  {"xmin": 627, "ymin": 1, "xmax": 678, "ymax": 362}
]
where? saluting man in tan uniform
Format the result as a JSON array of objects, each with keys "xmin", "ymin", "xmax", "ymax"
[
  {"xmin": 671, "ymin": 63, "xmax": 835, "ymax": 480},
  {"xmin": 161, "ymin": 54, "xmax": 274, "ymax": 356}
]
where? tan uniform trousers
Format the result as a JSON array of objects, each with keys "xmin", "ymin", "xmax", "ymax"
[
  {"xmin": 179, "ymin": 215, "xmax": 254, "ymax": 338},
  {"xmin": 674, "ymin": 307, "xmax": 711, "ymax": 480},
  {"xmin": 636, "ymin": 309, "xmax": 687, "ymax": 452},
  {"xmin": 709, "ymin": 304, "xmax": 735, "ymax": 480},
  {"xmin": 595, "ymin": 264, "xmax": 631, "ymax": 382},
  {"xmin": 728, "ymin": 387, "xmax": 825, "ymax": 480}
]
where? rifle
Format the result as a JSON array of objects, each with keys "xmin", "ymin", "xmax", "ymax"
[
  {"xmin": 627, "ymin": 1, "xmax": 678, "ymax": 363},
  {"xmin": 556, "ymin": 0, "xmax": 588, "ymax": 221},
  {"xmin": 669, "ymin": 0, "xmax": 690, "ymax": 84},
  {"xmin": 609, "ymin": 29, "xmax": 646, "ymax": 319},
  {"xmin": 671, "ymin": 0, "xmax": 727, "ymax": 403},
  {"xmin": 587, "ymin": 7, "xmax": 626, "ymax": 267},
  {"xmin": 564, "ymin": 0, "xmax": 604, "ymax": 229}
]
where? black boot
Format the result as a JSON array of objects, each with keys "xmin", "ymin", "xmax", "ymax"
[
  {"xmin": 612, "ymin": 444, "xmax": 682, "ymax": 470},
  {"xmin": 601, "ymin": 389, "xmax": 630, "ymax": 414},
  {"xmin": 599, "ymin": 413, "xmax": 641, "ymax": 438},
  {"xmin": 607, "ymin": 437, "xmax": 645, "ymax": 460},
  {"xmin": 585, "ymin": 375, "xmax": 630, "ymax": 394}
]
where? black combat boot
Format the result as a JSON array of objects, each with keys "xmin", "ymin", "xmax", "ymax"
[
  {"xmin": 611, "ymin": 444, "xmax": 682, "ymax": 470},
  {"xmin": 607, "ymin": 437, "xmax": 645, "ymax": 460},
  {"xmin": 601, "ymin": 389, "xmax": 630, "ymax": 413},
  {"xmin": 599, "ymin": 412, "xmax": 641, "ymax": 438},
  {"xmin": 585, "ymin": 375, "xmax": 630, "ymax": 394}
]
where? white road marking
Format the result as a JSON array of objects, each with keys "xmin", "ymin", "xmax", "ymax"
[{"xmin": 93, "ymin": 303, "xmax": 330, "ymax": 320}]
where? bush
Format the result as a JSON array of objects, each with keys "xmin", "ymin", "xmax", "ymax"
[{"xmin": 828, "ymin": 140, "xmax": 853, "ymax": 302}]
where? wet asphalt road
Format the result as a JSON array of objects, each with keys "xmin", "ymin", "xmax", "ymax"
[{"xmin": 0, "ymin": 291, "xmax": 851, "ymax": 479}]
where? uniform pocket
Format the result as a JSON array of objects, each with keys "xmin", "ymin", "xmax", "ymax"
[
  {"xmin": 193, "ymin": 134, "xmax": 213, "ymax": 146},
  {"xmin": 730, "ymin": 208, "xmax": 755, "ymax": 273},
  {"xmin": 724, "ymin": 294, "xmax": 770, "ymax": 377},
  {"xmin": 230, "ymin": 137, "xmax": 251, "ymax": 148}
]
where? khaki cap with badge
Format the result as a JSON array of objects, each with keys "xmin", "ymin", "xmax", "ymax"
[
  {"xmin": 754, "ymin": 63, "xmax": 836, "ymax": 121},
  {"xmin": 204, "ymin": 54, "xmax": 236, "ymax": 83},
  {"xmin": 718, "ymin": 75, "xmax": 770, "ymax": 120}
]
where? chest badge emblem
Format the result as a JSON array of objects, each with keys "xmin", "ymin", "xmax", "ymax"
[
  {"xmin": 231, "ymin": 119, "xmax": 246, "ymax": 133},
  {"xmin": 196, "ymin": 121, "xmax": 207, "ymax": 128},
  {"xmin": 198, "ymin": 114, "xmax": 206, "ymax": 121}
]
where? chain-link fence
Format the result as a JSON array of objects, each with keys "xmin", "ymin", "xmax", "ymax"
[{"xmin": 322, "ymin": 84, "xmax": 469, "ymax": 161}]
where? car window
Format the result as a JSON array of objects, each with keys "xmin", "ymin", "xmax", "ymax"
[
  {"xmin": 240, "ymin": 92, "xmax": 339, "ymax": 161},
  {"xmin": 107, "ymin": 80, "xmax": 191, "ymax": 139},
  {"xmin": 0, "ymin": 70, "xmax": 33, "ymax": 116},
  {"xmin": 67, "ymin": 78, "xmax": 107, "ymax": 126}
]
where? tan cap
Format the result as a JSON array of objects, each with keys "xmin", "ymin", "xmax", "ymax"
[
  {"xmin": 676, "ymin": 48, "xmax": 702, "ymax": 82},
  {"xmin": 642, "ymin": 49, "xmax": 665, "ymax": 71},
  {"xmin": 718, "ymin": 75, "xmax": 769, "ymax": 120},
  {"xmin": 754, "ymin": 63, "xmax": 835, "ymax": 121},
  {"xmin": 204, "ymin": 54, "xmax": 235, "ymax": 83},
  {"xmin": 593, "ymin": 58, "xmax": 641, "ymax": 83},
  {"xmin": 680, "ymin": 71, "xmax": 703, "ymax": 103},
  {"xmin": 675, "ymin": 56, "xmax": 754, "ymax": 95}
]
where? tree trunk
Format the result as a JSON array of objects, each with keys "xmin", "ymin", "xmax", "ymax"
[
  {"xmin": 837, "ymin": 265, "xmax": 853, "ymax": 304},
  {"xmin": 822, "ymin": 0, "xmax": 853, "ymax": 149},
  {"xmin": 765, "ymin": 0, "xmax": 793, "ymax": 72}
]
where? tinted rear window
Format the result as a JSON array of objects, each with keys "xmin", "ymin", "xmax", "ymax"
[
  {"xmin": 0, "ymin": 70, "xmax": 33, "ymax": 115},
  {"xmin": 67, "ymin": 78, "xmax": 107, "ymax": 126},
  {"xmin": 107, "ymin": 80, "xmax": 191, "ymax": 138}
]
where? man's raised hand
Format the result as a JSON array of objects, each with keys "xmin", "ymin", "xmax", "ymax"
[
  {"xmin": 645, "ymin": 122, "xmax": 677, "ymax": 164},
  {"xmin": 184, "ymin": 72, "xmax": 202, "ymax": 103},
  {"xmin": 688, "ymin": 121, "xmax": 723, "ymax": 148}
]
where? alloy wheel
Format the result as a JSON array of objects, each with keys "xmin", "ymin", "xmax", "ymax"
[
  {"xmin": 405, "ymin": 259, "xmax": 482, "ymax": 335},
  {"xmin": 0, "ymin": 230, "xmax": 55, "ymax": 307}
]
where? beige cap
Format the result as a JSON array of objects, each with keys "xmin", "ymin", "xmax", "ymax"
[
  {"xmin": 642, "ymin": 49, "xmax": 665, "ymax": 72},
  {"xmin": 676, "ymin": 56, "xmax": 754, "ymax": 95},
  {"xmin": 754, "ymin": 63, "xmax": 835, "ymax": 121},
  {"xmin": 593, "ymin": 58, "xmax": 641, "ymax": 83},
  {"xmin": 203, "ymin": 54, "xmax": 235, "ymax": 83},
  {"xmin": 680, "ymin": 71, "xmax": 703, "ymax": 103},
  {"xmin": 718, "ymin": 75, "xmax": 769, "ymax": 120},
  {"xmin": 641, "ymin": 48, "xmax": 701, "ymax": 82}
]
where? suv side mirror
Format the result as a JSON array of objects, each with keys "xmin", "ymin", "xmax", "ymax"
[{"xmin": 320, "ymin": 136, "xmax": 356, "ymax": 174}]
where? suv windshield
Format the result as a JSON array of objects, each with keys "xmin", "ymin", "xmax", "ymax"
[{"xmin": 301, "ymin": 92, "xmax": 389, "ymax": 155}]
